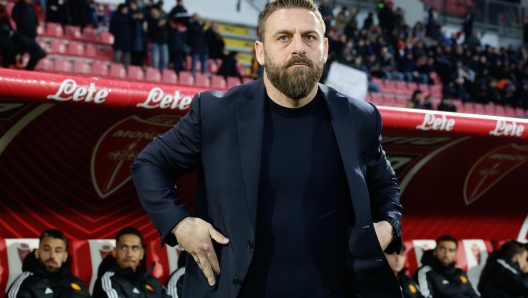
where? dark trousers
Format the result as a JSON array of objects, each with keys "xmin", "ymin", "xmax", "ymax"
[
  {"xmin": 173, "ymin": 51, "xmax": 185, "ymax": 73},
  {"xmin": 131, "ymin": 51, "xmax": 145, "ymax": 66}
]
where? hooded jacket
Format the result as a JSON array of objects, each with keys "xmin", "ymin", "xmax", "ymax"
[
  {"xmin": 398, "ymin": 269, "xmax": 425, "ymax": 298},
  {"xmin": 4, "ymin": 250, "xmax": 91, "ymax": 298},
  {"xmin": 92, "ymin": 255, "xmax": 169, "ymax": 298},
  {"xmin": 415, "ymin": 250, "xmax": 479, "ymax": 298},
  {"xmin": 478, "ymin": 251, "xmax": 528, "ymax": 298}
]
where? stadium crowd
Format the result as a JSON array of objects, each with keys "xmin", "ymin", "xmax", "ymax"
[
  {"xmin": 4, "ymin": 229, "xmax": 528, "ymax": 298},
  {"xmin": 320, "ymin": 0, "xmax": 528, "ymax": 112}
]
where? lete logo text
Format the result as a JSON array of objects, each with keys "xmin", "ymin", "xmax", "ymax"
[
  {"xmin": 489, "ymin": 120, "xmax": 524, "ymax": 137},
  {"xmin": 416, "ymin": 113, "xmax": 455, "ymax": 131},
  {"xmin": 47, "ymin": 79, "xmax": 109, "ymax": 103},
  {"xmin": 137, "ymin": 88, "xmax": 193, "ymax": 110}
]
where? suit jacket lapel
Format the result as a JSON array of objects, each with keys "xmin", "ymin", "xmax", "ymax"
[
  {"xmin": 236, "ymin": 79, "xmax": 266, "ymax": 233},
  {"xmin": 319, "ymin": 84, "xmax": 369, "ymax": 225}
]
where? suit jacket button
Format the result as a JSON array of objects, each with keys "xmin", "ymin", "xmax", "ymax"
[
  {"xmin": 247, "ymin": 240, "xmax": 254, "ymax": 249},
  {"xmin": 233, "ymin": 277, "xmax": 243, "ymax": 287}
]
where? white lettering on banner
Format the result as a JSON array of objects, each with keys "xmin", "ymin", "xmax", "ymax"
[
  {"xmin": 47, "ymin": 79, "xmax": 108, "ymax": 103},
  {"xmin": 137, "ymin": 88, "xmax": 193, "ymax": 110},
  {"xmin": 488, "ymin": 153, "xmax": 527, "ymax": 161},
  {"xmin": 489, "ymin": 120, "xmax": 525, "ymax": 137},
  {"xmin": 416, "ymin": 113, "xmax": 456, "ymax": 131}
]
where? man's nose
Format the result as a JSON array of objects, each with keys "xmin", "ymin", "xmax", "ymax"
[{"xmin": 291, "ymin": 34, "xmax": 306, "ymax": 55}]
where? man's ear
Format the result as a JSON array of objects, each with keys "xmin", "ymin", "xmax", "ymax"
[
  {"xmin": 323, "ymin": 37, "xmax": 329, "ymax": 63},
  {"xmin": 255, "ymin": 40, "xmax": 265, "ymax": 66},
  {"xmin": 63, "ymin": 251, "xmax": 68, "ymax": 263}
]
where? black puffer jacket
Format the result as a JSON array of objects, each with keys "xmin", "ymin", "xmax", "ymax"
[
  {"xmin": 415, "ymin": 250, "xmax": 479, "ymax": 298},
  {"xmin": 478, "ymin": 251, "xmax": 528, "ymax": 298},
  {"xmin": 4, "ymin": 250, "xmax": 91, "ymax": 298},
  {"xmin": 92, "ymin": 255, "xmax": 169, "ymax": 298}
]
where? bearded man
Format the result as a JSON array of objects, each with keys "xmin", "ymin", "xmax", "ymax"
[{"xmin": 131, "ymin": 0, "xmax": 403, "ymax": 297}]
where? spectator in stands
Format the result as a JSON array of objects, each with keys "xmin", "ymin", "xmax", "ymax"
[
  {"xmin": 426, "ymin": 8, "xmax": 438, "ymax": 40},
  {"xmin": 516, "ymin": 79, "xmax": 528, "ymax": 110},
  {"xmin": 410, "ymin": 89, "xmax": 424, "ymax": 108},
  {"xmin": 95, "ymin": 3, "xmax": 108, "ymax": 28},
  {"xmin": 168, "ymin": 0, "xmax": 187, "ymax": 20},
  {"xmin": 380, "ymin": 46, "xmax": 404, "ymax": 81},
  {"xmin": 334, "ymin": 6, "xmax": 355, "ymax": 33},
  {"xmin": 168, "ymin": 17, "xmax": 188, "ymax": 73},
  {"xmin": 363, "ymin": 12, "xmax": 374, "ymax": 31},
  {"xmin": 187, "ymin": 13, "xmax": 209, "ymax": 76},
  {"xmin": 351, "ymin": 55, "xmax": 381, "ymax": 93},
  {"xmin": 218, "ymin": 51, "xmax": 242, "ymax": 82},
  {"xmin": 466, "ymin": 31, "xmax": 482, "ymax": 50},
  {"xmin": 378, "ymin": 0, "xmax": 394, "ymax": 34},
  {"xmin": 415, "ymin": 235, "xmax": 479, "ymax": 298},
  {"xmin": 343, "ymin": 19, "xmax": 359, "ymax": 41},
  {"xmin": 0, "ymin": 5, "xmax": 14, "ymax": 68},
  {"xmin": 399, "ymin": 51, "xmax": 428, "ymax": 84},
  {"xmin": 148, "ymin": 6, "xmax": 169, "ymax": 71},
  {"xmin": 438, "ymin": 98, "xmax": 457, "ymax": 112},
  {"xmin": 68, "ymin": 0, "xmax": 91, "ymax": 28},
  {"xmin": 45, "ymin": 0, "xmax": 68, "ymax": 25},
  {"xmin": 206, "ymin": 21, "xmax": 225, "ymax": 61},
  {"xmin": 478, "ymin": 240, "xmax": 528, "ymax": 298},
  {"xmin": 129, "ymin": 0, "xmax": 147, "ymax": 66},
  {"xmin": 93, "ymin": 227, "xmax": 169, "ymax": 298},
  {"xmin": 422, "ymin": 94, "xmax": 434, "ymax": 110},
  {"xmin": 463, "ymin": 7, "xmax": 474, "ymax": 42},
  {"xmin": 5, "ymin": 229, "xmax": 91, "ymax": 298},
  {"xmin": 318, "ymin": 0, "xmax": 333, "ymax": 35},
  {"xmin": 385, "ymin": 244, "xmax": 425, "ymax": 298},
  {"xmin": 524, "ymin": 17, "xmax": 528, "ymax": 47},
  {"xmin": 110, "ymin": 4, "xmax": 133, "ymax": 68},
  {"xmin": 10, "ymin": 0, "xmax": 47, "ymax": 70},
  {"xmin": 412, "ymin": 22, "xmax": 426, "ymax": 41},
  {"xmin": 166, "ymin": 251, "xmax": 187, "ymax": 298}
]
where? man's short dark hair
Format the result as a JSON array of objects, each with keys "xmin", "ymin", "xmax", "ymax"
[
  {"xmin": 116, "ymin": 227, "xmax": 143, "ymax": 244},
  {"xmin": 436, "ymin": 235, "xmax": 458, "ymax": 248},
  {"xmin": 500, "ymin": 240, "xmax": 526, "ymax": 259},
  {"xmin": 39, "ymin": 229, "xmax": 68, "ymax": 251}
]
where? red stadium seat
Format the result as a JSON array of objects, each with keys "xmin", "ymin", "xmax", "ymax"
[
  {"xmin": 227, "ymin": 76, "xmax": 241, "ymax": 89},
  {"xmin": 474, "ymin": 104, "xmax": 485, "ymax": 115},
  {"xmin": 432, "ymin": 98, "xmax": 441, "ymax": 110},
  {"xmin": 184, "ymin": 55, "xmax": 192, "ymax": 71},
  {"xmin": 109, "ymin": 63, "xmax": 126, "ymax": 79},
  {"xmin": 35, "ymin": 57, "xmax": 52, "ymax": 71},
  {"xmin": 145, "ymin": 67, "xmax": 161, "ymax": 83},
  {"xmin": 36, "ymin": 24, "xmax": 44, "ymax": 35},
  {"xmin": 372, "ymin": 78, "xmax": 384, "ymax": 88},
  {"xmin": 81, "ymin": 28, "xmax": 98, "ymax": 43},
  {"xmin": 395, "ymin": 97, "xmax": 407, "ymax": 108},
  {"xmin": 72, "ymin": 59, "xmax": 90, "ymax": 75},
  {"xmin": 1, "ymin": 238, "xmax": 39, "ymax": 294},
  {"xmin": 452, "ymin": 99, "xmax": 462, "ymax": 112},
  {"xmin": 91, "ymin": 60, "xmax": 108, "ymax": 76},
  {"xmin": 494, "ymin": 240, "xmax": 510, "ymax": 251},
  {"xmin": 407, "ymin": 82, "xmax": 418, "ymax": 93},
  {"xmin": 237, "ymin": 63, "xmax": 246, "ymax": 76},
  {"xmin": 161, "ymin": 69, "xmax": 178, "ymax": 85},
  {"xmin": 369, "ymin": 93, "xmax": 383, "ymax": 106},
  {"xmin": 210, "ymin": 75, "xmax": 226, "ymax": 90},
  {"xmin": 242, "ymin": 77, "xmax": 254, "ymax": 84},
  {"xmin": 69, "ymin": 239, "xmax": 115, "ymax": 293},
  {"xmin": 207, "ymin": 59, "xmax": 218, "ymax": 73},
  {"xmin": 99, "ymin": 31, "xmax": 114, "ymax": 45},
  {"xmin": 49, "ymin": 39, "xmax": 66, "ymax": 54},
  {"xmin": 505, "ymin": 107, "xmax": 516, "ymax": 118},
  {"xmin": 44, "ymin": 22, "xmax": 63, "ymax": 38},
  {"xmin": 53, "ymin": 57, "xmax": 72, "ymax": 73},
  {"xmin": 178, "ymin": 71, "xmax": 194, "ymax": 86},
  {"xmin": 194, "ymin": 73, "xmax": 210, "ymax": 88},
  {"xmin": 99, "ymin": 46, "xmax": 114, "ymax": 61},
  {"xmin": 494, "ymin": 106, "xmax": 506, "ymax": 117},
  {"xmin": 37, "ymin": 39, "xmax": 48, "ymax": 52},
  {"xmin": 463, "ymin": 102, "xmax": 475, "ymax": 114},
  {"xmin": 409, "ymin": 239, "xmax": 437, "ymax": 275},
  {"xmin": 382, "ymin": 94, "xmax": 396, "ymax": 106},
  {"xmin": 67, "ymin": 41, "xmax": 85, "ymax": 56},
  {"xmin": 126, "ymin": 65, "xmax": 145, "ymax": 81},
  {"xmin": 429, "ymin": 85, "xmax": 443, "ymax": 99},
  {"xmin": 515, "ymin": 108, "xmax": 526, "ymax": 118},
  {"xmin": 145, "ymin": 240, "xmax": 183, "ymax": 285},
  {"xmin": 65, "ymin": 25, "xmax": 81, "ymax": 40},
  {"xmin": 85, "ymin": 44, "xmax": 98, "ymax": 58},
  {"xmin": 484, "ymin": 105, "xmax": 495, "ymax": 116},
  {"xmin": 383, "ymin": 79, "xmax": 397, "ymax": 93},
  {"xmin": 394, "ymin": 81, "xmax": 409, "ymax": 96}
]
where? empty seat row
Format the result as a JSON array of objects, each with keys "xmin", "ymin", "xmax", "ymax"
[
  {"xmin": 36, "ymin": 38, "xmax": 113, "ymax": 61},
  {"xmin": 372, "ymin": 78, "xmax": 443, "ymax": 99},
  {"xmin": 37, "ymin": 22, "xmax": 114, "ymax": 45}
]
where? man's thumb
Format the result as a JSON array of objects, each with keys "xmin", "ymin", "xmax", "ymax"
[{"xmin": 209, "ymin": 226, "xmax": 229, "ymax": 244}]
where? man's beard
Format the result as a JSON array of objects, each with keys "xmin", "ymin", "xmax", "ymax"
[
  {"xmin": 264, "ymin": 52, "xmax": 324, "ymax": 100},
  {"xmin": 39, "ymin": 258, "xmax": 60, "ymax": 273}
]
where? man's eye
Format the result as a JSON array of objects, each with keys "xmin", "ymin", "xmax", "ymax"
[
  {"xmin": 279, "ymin": 36, "xmax": 288, "ymax": 41},
  {"xmin": 306, "ymin": 35, "xmax": 315, "ymax": 41}
]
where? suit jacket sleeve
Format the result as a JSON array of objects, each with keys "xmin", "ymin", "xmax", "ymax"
[
  {"xmin": 131, "ymin": 94, "xmax": 202, "ymax": 246},
  {"xmin": 366, "ymin": 104, "xmax": 403, "ymax": 254}
]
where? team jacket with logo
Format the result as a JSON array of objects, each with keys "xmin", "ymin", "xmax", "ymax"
[
  {"xmin": 4, "ymin": 251, "xmax": 91, "ymax": 298},
  {"xmin": 398, "ymin": 270, "xmax": 425, "ymax": 298},
  {"xmin": 92, "ymin": 255, "xmax": 169, "ymax": 298},
  {"xmin": 478, "ymin": 251, "xmax": 528, "ymax": 298},
  {"xmin": 415, "ymin": 250, "xmax": 480, "ymax": 298}
]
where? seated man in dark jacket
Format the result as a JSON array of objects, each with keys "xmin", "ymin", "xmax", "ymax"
[
  {"xmin": 5, "ymin": 229, "xmax": 91, "ymax": 298},
  {"xmin": 385, "ymin": 243, "xmax": 424, "ymax": 298},
  {"xmin": 415, "ymin": 235, "xmax": 479, "ymax": 298},
  {"xmin": 93, "ymin": 227, "xmax": 169, "ymax": 298},
  {"xmin": 478, "ymin": 240, "xmax": 528, "ymax": 298},
  {"xmin": 10, "ymin": 0, "xmax": 46, "ymax": 70}
]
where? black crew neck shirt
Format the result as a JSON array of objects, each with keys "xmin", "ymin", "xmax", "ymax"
[{"xmin": 240, "ymin": 93, "xmax": 352, "ymax": 297}]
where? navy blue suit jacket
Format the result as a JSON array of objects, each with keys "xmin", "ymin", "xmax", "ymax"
[{"xmin": 131, "ymin": 78, "xmax": 403, "ymax": 297}]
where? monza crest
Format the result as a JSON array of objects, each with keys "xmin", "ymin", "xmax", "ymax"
[
  {"xmin": 464, "ymin": 144, "xmax": 528, "ymax": 205},
  {"xmin": 91, "ymin": 115, "xmax": 179, "ymax": 199}
]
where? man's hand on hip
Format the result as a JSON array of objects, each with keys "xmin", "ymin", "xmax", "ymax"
[
  {"xmin": 172, "ymin": 217, "xmax": 229, "ymax": 286},
  {"xmin": 374, "ymin": 221, "xmax": 393, "ymax": 251}
]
